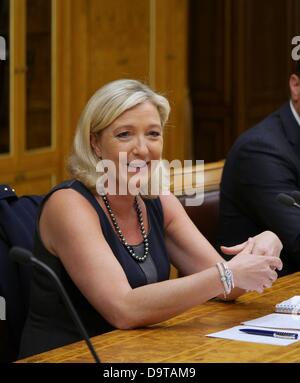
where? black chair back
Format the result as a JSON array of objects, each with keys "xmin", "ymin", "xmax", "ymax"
[{"xmin": 0, "ymin": 185, "xmax": 43, "ymax": 362}]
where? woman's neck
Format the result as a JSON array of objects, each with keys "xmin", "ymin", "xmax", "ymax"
[{"xmin": 98, "ymin": 193, "xmax": 138, "ymax": 216}]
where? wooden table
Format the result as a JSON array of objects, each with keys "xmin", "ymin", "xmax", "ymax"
[{"xmin": 18, "ymin": 272, "xmax": 300, "ymax": 363}]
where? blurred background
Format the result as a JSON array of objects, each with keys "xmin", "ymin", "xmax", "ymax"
[{"xmin": 0, "ymin": 0, "xmax": 299, "ymax": 195}]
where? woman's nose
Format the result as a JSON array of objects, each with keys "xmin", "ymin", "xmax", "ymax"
[{"xmin": 132, "ymin": 136, "xmax": 149, "ymax": 156}]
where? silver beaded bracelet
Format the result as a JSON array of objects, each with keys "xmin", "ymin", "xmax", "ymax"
[{"xmin": 216, "ymin": 262, "xmax": 234, "ymax": 298}]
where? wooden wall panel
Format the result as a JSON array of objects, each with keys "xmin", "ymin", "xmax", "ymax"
[
  {"xmin": 63, "ymin": 0, "xmax": 190, "ymax": 176},
  {"xmin": 189, "ymin": 0, "xmax": 232, "ymax": 162},
  {"xmin": 190, "ymin": 0, "xmax": 300, "ymax": 163},
  {"xmin": 56, "ymin": 0, "xmax": 71, "ymax": 181},
  {"xmin": 68, "ymin": 0, "xmax": 88, "ymax": 161},
  {"xmin": 234, "ymin": 0, "xmax": 300, "ymax": 136},
  {"xmin": 5, "ymin": 0, "xmax": 300, "ymax": 190},
  {"xmin": 189, "ymin": 0, "xmax": 226, "ymax": 103},
  {"xmin": 246, "ymin": 0, "xmax": 288, "ymax": 104},
  {"xmin": 155, "ymin": 0, "xmax": 190, "ymax": 162},
  {"xmin": 87, "ymin": 0, "xmax": 149, "ymax": 94}
]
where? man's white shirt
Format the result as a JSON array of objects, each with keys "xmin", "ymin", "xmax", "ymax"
[{"xmin": 290, "ymin": 100, "xmax": 300, "ymax": 126}]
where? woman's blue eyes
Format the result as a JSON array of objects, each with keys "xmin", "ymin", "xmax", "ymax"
[
  {"xmin": 116, "ymin": 131, "xmax": 130, "ymax": 138},
  {"xmin": 149, "ymin": 131, "xmax": 161, "ymax": 137},
  {"xmin": 116, "ymin": 131, "xmax": 161, "ymax": 138}
]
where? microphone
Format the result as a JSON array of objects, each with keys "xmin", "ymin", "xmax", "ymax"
[
  {"xmin": 10, "ymin": 246, "xmax": 101, "ymax": 363},
  {"xmin": 277, "ymin": 193, "xmax": 300, "ymax": 209}
]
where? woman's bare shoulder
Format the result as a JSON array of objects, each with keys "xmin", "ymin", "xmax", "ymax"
[
  {"xmin": 39, "ymin": 187, "xmax": 105, "ymax": 257},
  {"xmin": 40, "ymin": 188, "xmax": 100, "ymax": 241},
  {"xmin": 43, "ymin": 188, "xmax": 97, "ymax": 217},
  {"xmin": 158, "ymin": 193, "xmax": 187, "ymax": 229}
]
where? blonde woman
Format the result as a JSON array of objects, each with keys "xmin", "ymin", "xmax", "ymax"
[{"xmin": 19, "ymin": 79, "xmax": 283, "ymax": 358}]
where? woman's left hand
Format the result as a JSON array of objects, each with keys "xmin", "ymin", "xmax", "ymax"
[{"xmin": 221, "ymin": 231, "xmax": 283, "ymax": 258}]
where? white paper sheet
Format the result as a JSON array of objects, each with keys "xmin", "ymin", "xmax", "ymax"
[
  {"xmin": 242, "ymin": 313, "xmax": 300, "ymax": 330},
  {"xmin": 206, "ymin": 325, "xmax": 300, "ymax": 346}
]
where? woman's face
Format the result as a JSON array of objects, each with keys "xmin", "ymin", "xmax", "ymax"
[{"xmin": 91, "ymin": 101, "xmax": 163, "ymax": 193}]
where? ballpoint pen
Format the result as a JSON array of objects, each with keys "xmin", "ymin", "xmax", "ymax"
[{"xmin": 239, "ymin": 328, "xmax": 298, "ymax": 339}]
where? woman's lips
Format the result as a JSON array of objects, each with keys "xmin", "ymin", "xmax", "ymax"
[{"xmin": 127, "ymin": 160, "xmax": 149, "ymax": 172}]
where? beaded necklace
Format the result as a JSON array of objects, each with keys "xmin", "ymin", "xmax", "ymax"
[{"xmin": 101, "ymin": 195, "xmax": 149, "ymax": 262}]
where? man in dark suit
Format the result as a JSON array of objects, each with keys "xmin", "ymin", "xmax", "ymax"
[{"xmin": 217, "ymin": 61, "xmax": 300, "ymax": 276}]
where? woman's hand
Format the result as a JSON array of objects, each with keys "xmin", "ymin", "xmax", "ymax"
[
  {"xmin": 221, "ymin": 231, "xmax": 283, "ymax": 258},
  {"xmin": 227, "ymin": 238, "xmax": 283, "ymax": 293}
]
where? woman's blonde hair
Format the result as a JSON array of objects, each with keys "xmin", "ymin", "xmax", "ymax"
[{"xmin": 68, "ymin": 79, "xmax": 170, "ymax": 190}]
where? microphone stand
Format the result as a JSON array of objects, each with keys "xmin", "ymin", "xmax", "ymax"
[
  {"xmin": 31, "ymin": 258, "xmax": 101, "ymax": 363},
  {"xmin": 10, "ymin": 247, "xmax": 101, "ymax": 363}
]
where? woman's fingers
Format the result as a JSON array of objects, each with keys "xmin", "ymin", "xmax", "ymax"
[
  {"xmin": 220, "ymin": 241, "xmax": 247, "ymax": 255},
  {"xmin": 265, "ymin": 256, "xmax": 283, "ymax": 271}
]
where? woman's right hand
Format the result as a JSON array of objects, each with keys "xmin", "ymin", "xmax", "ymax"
[{"xmin": 227, "ymin": 238, "xmax": 283, "ymax": 293}]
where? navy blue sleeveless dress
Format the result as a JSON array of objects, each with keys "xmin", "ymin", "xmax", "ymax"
[{"xmin": 19, "ymin": 180, "xmax": 170, "ymax": 358}]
